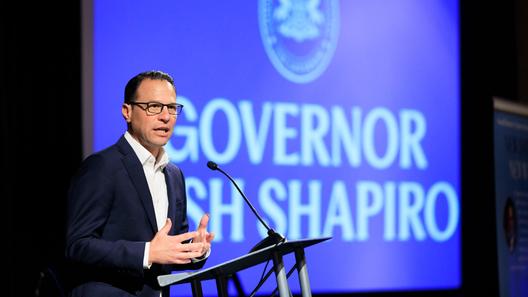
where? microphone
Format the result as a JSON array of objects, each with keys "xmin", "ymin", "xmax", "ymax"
[{"xmin": 206, "ymin": 161, "xmax": 286, "ymax": 253}]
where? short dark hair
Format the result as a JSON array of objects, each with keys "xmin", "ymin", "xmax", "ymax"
[{"xmin": 124, "ymin": 70, "xmax": 176, "ymax": 103}]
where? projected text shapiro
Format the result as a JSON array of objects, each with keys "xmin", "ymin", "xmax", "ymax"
[{"xmin": 165, "ymin": 96, "xmax": 459, "ymax": 243}]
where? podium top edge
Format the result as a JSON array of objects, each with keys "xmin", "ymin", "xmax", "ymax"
[{"xmin": 157, "ymin": 236, "xmax": 332, "ymax": 287}]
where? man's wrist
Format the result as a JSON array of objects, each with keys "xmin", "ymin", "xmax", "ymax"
[
  {"xmin": 143, "ymin": 242, "xmax": 152, "ymax": 269},
  {"xmin": 192, "ymin": 248, "xmax": 211, "ymax": 263}
]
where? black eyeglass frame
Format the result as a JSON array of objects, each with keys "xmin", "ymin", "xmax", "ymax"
[{"xmin": 129, "ymin": 101, "xmax": 184, "ymax": 115}]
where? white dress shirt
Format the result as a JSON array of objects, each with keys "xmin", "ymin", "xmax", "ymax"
[
  {"xmin": 125, "ymin": 132, "xmax": 211, "ymax": 297},
  {"xmin": 124, "ymin": 132, "xmax": 169, "ymax": 269}
]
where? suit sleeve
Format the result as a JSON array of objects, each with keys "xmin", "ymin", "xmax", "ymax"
[{"xmin": 65, "ymin": 155, "xmax": 145, "ymax": 276}]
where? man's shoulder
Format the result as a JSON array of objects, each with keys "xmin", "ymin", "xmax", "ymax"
[
  {"xmin": 84, "ymin": 142, "xmax": 121, "ymax": 161},
  {"xmin": 86, "ymin": 136, "xmax": 130, "ymax": 159},
  {"xmin": 78, "ymin": 138, "xmax": 130, "ymax": 170},
  {"xmin": 165, "ymin": 162, "xmax": 183, "ymax": 175}
]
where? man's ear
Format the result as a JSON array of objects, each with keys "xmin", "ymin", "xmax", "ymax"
[{"xmin": 122, "ymin": 103, "xmax": 131, "ymax": 123}]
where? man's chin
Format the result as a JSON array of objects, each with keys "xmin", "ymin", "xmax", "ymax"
[
  {"xmin": 145, "ymin": 136, "xmax": 170, "ymax": 150},
  {"xmin": 152, "ymin": 133, "xmax": 171, "ymax": 143}
]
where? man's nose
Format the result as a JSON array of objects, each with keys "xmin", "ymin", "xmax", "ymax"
[{"xmin": 158, "ymin": 106, "xmax": 171, "ymax": 121}]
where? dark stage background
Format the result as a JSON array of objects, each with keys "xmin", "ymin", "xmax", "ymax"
[{"xmin": 2, "ymin": 1, "xmax": 527, "ymax": 297}]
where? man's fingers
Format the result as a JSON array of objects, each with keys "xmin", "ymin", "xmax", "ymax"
[
  {"xmin": 176, "ymin": 251, "xmax": 204, "ymax": 261},
  {"xmin": 170, "ymin": 250, "xmax": 203, "ymax": 264},
  {"xmin": 206, "ymin": 232, "xmax": 215, "ymax": 242},
  {"xmin": 188, "ymin": 242, "xmax": 205, "ymax": 252},
  {"xmin": 198, "ymin": 213, "xmax": 210, "ymax": 230},
  {"xmin": 175, "ymin": 242, "xmax": 204, "ymax": 253},
  {"xmin": 174, "ymin": 231, "xmax": 198, "ymax": 243},
  {"xmin": 160, "ymin": 218, "xmax": 172, "ymax": 234}
]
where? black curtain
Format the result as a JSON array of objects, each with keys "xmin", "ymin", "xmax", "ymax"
[{"xmin": 1, "ymin": 2, "xmax": 81, "ymax": 297}]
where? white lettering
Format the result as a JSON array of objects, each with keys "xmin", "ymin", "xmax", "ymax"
[
  {"xmin": 301, "ymin": 104, "xmax": 331, "ymax": 166},
  {"xmin": 259, "ymin": 178, "xmax": 288, "ymax": 237},
  {"xmin": 273, "ymin": 103, "xmax": 300, "ymax": 165},
  {"xmin": 239, "ymin": 101, "xmax": 273, "ymax": 164},
  {"xmin": 400, "ymin": 109, "xmax": 428, "ymax": 169},
  {"xmin": 200, "ymin": 98, "xmax": 241, "ymax": 164},
  {"xmin": 209, "ymin": 178, "xmax": 244, "ymax": 241},
  {"xmin": 363, "ymin": 108, "xmax": 399, "ymax": 169}
]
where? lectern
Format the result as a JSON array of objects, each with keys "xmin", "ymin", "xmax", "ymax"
[{"xmin": 158, "ymin": 237, "xmax": 331, "ymax": 297}]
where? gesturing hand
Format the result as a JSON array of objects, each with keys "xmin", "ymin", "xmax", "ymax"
[
  {"xmin": 149, "ymin": 218, "xmax": 205, "ymax": 265},
  {"xmin": 193, "ymin": 213, "xmax": 215, "ymax": 258}
]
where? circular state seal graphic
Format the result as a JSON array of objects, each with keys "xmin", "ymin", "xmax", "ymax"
[{"xmin": 259, "ymin": 0, "xmax": 340, "ymax": 84}]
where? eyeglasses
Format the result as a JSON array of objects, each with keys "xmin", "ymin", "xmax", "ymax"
[{"xmin": 130, "ymin": 101, "xmax": 184, "ymax": 115}]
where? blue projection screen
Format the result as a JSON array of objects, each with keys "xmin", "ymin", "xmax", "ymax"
[{"xmin": 85, "ymin": 0, "xmax": 460, "ymax": 295}]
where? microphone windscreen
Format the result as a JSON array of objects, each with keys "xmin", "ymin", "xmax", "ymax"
[{"xmin": 207, "ymin": 161, "xmax": 218, "ymax": 170}]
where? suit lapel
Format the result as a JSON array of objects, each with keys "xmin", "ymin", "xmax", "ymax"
[
  {"xmin": 164, "ymin": 167, "xmax": 176, "ymax": 235},
  {"xmin": 118, "ymin": 137, "xmax": 158, "ymax": 234},
  {"xmin": 164, "ymin": 165, "xmax": 187, "ymax": 235}
]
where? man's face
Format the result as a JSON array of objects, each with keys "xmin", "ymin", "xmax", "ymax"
[{"xmin": 122, "ymin": 78, "xmax": 177, "ymax": 156}]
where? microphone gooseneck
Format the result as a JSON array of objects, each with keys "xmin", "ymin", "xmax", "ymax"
[
  {"xmin": 206, "ymin": 161, "xmax": 285, "ymax": 253},
  {"xmin": 206, "ymin": 161, "xmax": 271, "ymax": 232}
]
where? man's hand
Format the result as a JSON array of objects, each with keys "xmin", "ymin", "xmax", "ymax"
[
  {"xmin": 193, "ymin": 213, "xmax": 215, "ymax": 258},
  {"xmin": 149, "ymin": 218, "xmax": 205, "ymax": 265}
]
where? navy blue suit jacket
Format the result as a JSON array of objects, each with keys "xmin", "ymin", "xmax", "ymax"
[{"xmin": 65, "ymin": 136, "xmax": 204, "ymax": 297}]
